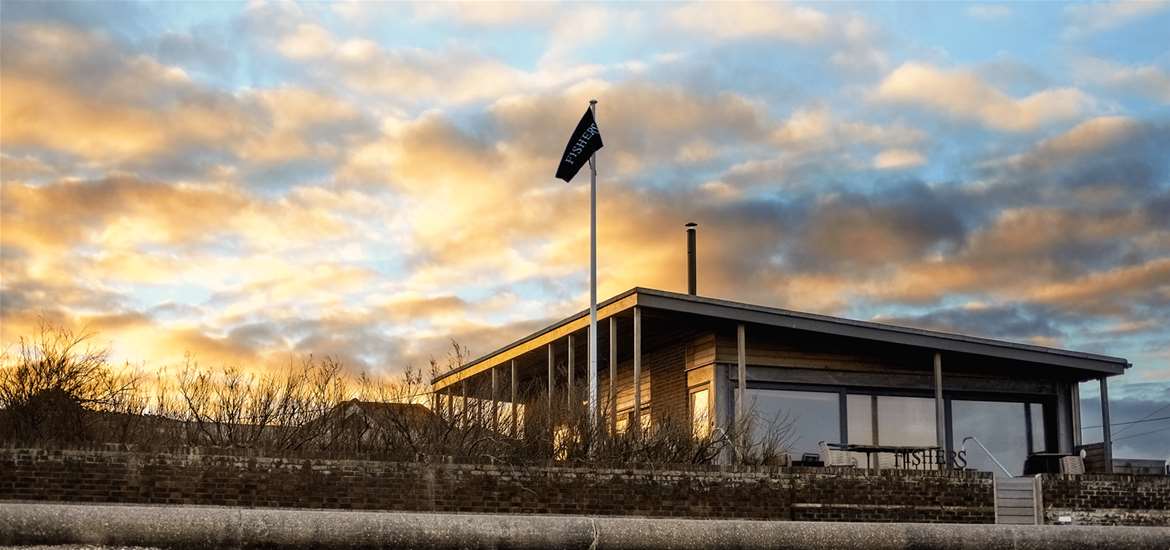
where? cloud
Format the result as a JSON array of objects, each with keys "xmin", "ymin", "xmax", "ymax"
[
  {"xmin": 878, "ymin": 303, "xmax": 1064, "ymax": 342},
  {"xmin": 993, "ymin": 116, "xmax": 1155, "ymax": 172},
  {"xmin": 0, "ymin": 176, "xmax": 349, "ymax": 255},
  {"xmin": 1, "ymin": 24, "xmax": 251, "ymax": 164},
  {"xmin": 1028, "ymin": 258, "xmax": 1170, "ymax": 315},
  {"xmin": 1074, "ymin": 57, "xmax": 1170, "ymax": 103},
  {"xmin": 1064, "ymin": 0, "xmax": 1170, "ymax": 37},
  {"xmin": 669, "ymin": 2, "xmax": 830, "ymax": 43},
  {"xmin": 875, "ymin": 62, "xmax": 1093, "ymax": 131},
  {"xmin": 791, "ymin": 183, "xmax": 965, "ymax": 271},
  {"xmin": 264, "ymin": 21, "xmax": 590, "ymax": 106},
  {"xmin": 966, "ymin": 5, "xmax": 1014, "ymax": 20},
  {"xmin": 873, "ymin": 148, "xmax": 926, "ymax": 169},
  {"xmin": 0, "ymin": 23, "xmax": 374, "ymax": 184}
]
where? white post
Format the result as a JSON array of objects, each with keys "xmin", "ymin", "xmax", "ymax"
[
  {"xmin": 491, "ymin": 366, "xmax": 499, "ymax": 434},
  {"xmin": 568, "ymin": 333, "xmax": 575, "ymax": 407},
  {"xmin": 934, "ymin": 352, "xmax": 945, "ymax": 448},
  {"xmin": 1100, "ymin": 377, "xmax": 1113, "ymax": 473},
  {"xmin": 510, "ymin": 359, "xmax": 518, "ymax": 438},
  {"xmin": 609, "ymin": 316, "xmax": 617, "ymax": 435},
  {"xmin": 736, "ymin": 323, "xmax": 746, "ymax": 425},
  {"xmin": 633, "ymin": 306, "xmax": 642, "ymax": 434},
  {"xmin": 587, "ymin": 99, "xmax": 600, "ymax": 433},
  {"xmin": 1071, "ymin": 382, "xmax": 1082, "ymax": 447},
  {"xmin": 548, "ymin": 343, "xmax": 555, "ymax": 421}
]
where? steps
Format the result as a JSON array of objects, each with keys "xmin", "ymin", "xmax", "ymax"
[{"xmin": 995, "ymin": 477, "xmax": 1038, "ymax": 525}]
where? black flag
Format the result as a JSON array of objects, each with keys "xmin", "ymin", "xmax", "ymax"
[{"xmin": 555, "ymin": 107, "xmax": 604, "ymax": 182}]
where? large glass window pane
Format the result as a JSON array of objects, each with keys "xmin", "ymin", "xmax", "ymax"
[
  {"xmin": 953, "ymin": 400, "xmax": 1028, "ymax": 477},
  {"xmin": 744, "ymin": 389, "xmax": 840, "ymax": 459},
  {"xmin": 1030, "ymin": 403, "xmax": 1046, "ymax": 453},
  {"xmin": 1079, "ymin": 387, "xmax": 1103, "ymax": 443},
  {"xmin": 876, "ymin": 396, "xmax": 936, "ymax": 447},
  {"xmin": 847, "ymin": 394, "xmax": 873, "ymax": 445}
]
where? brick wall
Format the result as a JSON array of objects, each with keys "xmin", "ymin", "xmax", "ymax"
[
  {"xmin": 0, "ymin": 447, "xmax": 993, "ymax": 523},
  {"xmin": 1041, "ymin": 473, "xmax": 1170, "ymax": 526}
]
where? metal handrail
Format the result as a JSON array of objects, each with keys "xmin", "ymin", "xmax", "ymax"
[{"xmin": 961, "ymin": 436, "xmax": 1014, "ymax": 478}]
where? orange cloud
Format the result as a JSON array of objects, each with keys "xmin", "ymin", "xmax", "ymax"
[{"xmin": 876, "ymin": 62, "xmax": 1093, "ymax": 131}]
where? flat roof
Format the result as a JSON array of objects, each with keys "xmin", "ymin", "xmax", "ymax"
[{"xmin": 432, "ymin": 287, "xmax": 1129, "ymax": 389}]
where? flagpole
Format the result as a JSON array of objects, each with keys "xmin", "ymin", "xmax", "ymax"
[{"xmin": 587, "ymin": 99, "xmax": 599, "ymax": 435}]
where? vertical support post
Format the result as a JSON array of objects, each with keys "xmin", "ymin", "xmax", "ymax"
[
  {"xmin": 491, "ymin": 366, "xmax": 499, "ymax": 433},
  {"xmin": 1024, "ymin": 402, "xmax": 1035, "ymax": 455},
  {"xmin": 633, "ymin": 306, "xmax": 642, "ymax": 433},
  {"xmin": 1071, "ymin": 382, "xmax": 1082, "ymax": 448},
  {"xmin": 445, "ymin": 387, "xmax": 453, "ymax": 421},
  {"xmin": 714, "ymin": 364, "xmax": 730, "ymax": 464},
  {"xmin": 1100, "ymin": 377, "xmax": 1112, "ymax": 473},
  {"xmin": 567, "ymin": 334, "xmax": 575, "ymax": 408},
  {"xmin": 609, "ymin": 316, "xmax": 617, "ymax": 435},
  {"xmin": 548, "ymin": 343, "xmax": 555, "ymax": 424},
  {"xmin": 460, "ymin": 379, "xmax": 467, "ymax": 428},
  {"xmin": 1056, "ymin": 383, "xmax": 1072, "ymax": 454},
  {"xmin": 934, "ymin": 352, "xmax": 945, "ymax": 452},
  {"xmin": 736, "ymin": 323, "xmax": 746, "ymax": 426},
  {"xmin": 510, "ymin": 359, "xmax": 518, "ymax": 438},
  {"xmin": 839, "ymin": 389, "xmax": 849, "ymax": 447}
]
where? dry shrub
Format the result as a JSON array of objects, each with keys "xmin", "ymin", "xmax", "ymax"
[{"xmin": 1, "ymin": 325, "xmax": 797, "ymax": 467}]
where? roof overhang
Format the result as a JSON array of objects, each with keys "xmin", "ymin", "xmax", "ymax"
[{"xmin": 432, "ymin": 288, "xmax": 1129, "ymax": 390}]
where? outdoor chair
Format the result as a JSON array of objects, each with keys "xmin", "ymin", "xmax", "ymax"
[
  {"xmin": 874, "ymin": 452, "xmax": 899, "ymax": 469},
  {"xmin": 818, "ymin": 441, "xmax": 859, "ymax": 467},
  {"xmin": 1060, "ymin": 455, "xmax": 1085, "ymax": 474}
]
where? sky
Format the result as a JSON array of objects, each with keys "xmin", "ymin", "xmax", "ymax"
[{"xmin": 1, "ymin": 1, "xmax": 1168, "ymax": 458}]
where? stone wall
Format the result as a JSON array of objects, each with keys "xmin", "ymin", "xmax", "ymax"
[
  {"xmin": 1041, "ymin": 473, "xmax": 1170, "ymax": 526},
  {"xmin": 0, "ymin": 447, "xmax": 993, "ymax": 523}
]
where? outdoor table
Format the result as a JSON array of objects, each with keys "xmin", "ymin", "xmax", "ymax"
[
  {"xmin": 1023, "ymin": 453, "xmax": 1070, "ymax": 475},
  {"xmin": 827, "ymin": 443, "xmax": 944, "ymax": 470}
]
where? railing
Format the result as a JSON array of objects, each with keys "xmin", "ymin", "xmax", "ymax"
[{"xmin": 960, "ymin": 436, "xmax": 1014, "ymax": 478}]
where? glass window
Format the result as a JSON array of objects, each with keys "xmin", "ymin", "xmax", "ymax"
[
  {"xmin": 690, "ymin": 388, "xmax": 711, "ymax": 439},
  {"xmin": 953, "ymin": 400, "xmax": 1028, "ymax": 477},
  {"xmin": 1079, "ymin": 388, "xmax": 1103, "ymax": 443},
  {"xmin": 876, "ymin": 396, "xmax": 937, "ymax": 447},
  {"xmin": 847, "ymin": 394, "xmax": 874, "ymax": 445},
  {"xmin": 615, "ymin": 407, "xmax": 650, "ymax": 434},
  {"xmin": 744, "ymin": 389, "xmax": 840, "ymax": 459},
  {"xmin": 1030, "ymin": 403, "xmax": 1046, "ymax": 453}
]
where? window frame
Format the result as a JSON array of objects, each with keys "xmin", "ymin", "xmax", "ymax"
[
  {"xmin": 688, "ymin": 384, "xmax": 712, "ymax": 439},
  {"xmin": 738, "ymin": 380, "xmax": 1057, "ymax": 463}
]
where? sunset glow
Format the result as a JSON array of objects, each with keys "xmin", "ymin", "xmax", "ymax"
[{"xmin": 2, "ymin": 1, "xmax": 1168, "ymax": 457}]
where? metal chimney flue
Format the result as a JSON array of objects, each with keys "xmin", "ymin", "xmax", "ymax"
[{"xmin": 686, "ymin": 222, "xmax": 698, "ymax": 295}]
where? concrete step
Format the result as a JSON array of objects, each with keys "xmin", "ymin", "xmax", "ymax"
[
  {"xmin": 998, "ymin": 515, "xmax": 1037, "ymax": 525},
  {"xmin": 997, "ymin": 497, "xmax": 1034, "ymax": 507},
  {"xmin": 995, "ymin": 478, "xmax": 1036, "ymax": 525}
]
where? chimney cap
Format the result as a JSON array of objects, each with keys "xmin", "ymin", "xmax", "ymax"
[{"xmin": 685, "ymin": 222, "xmax": 698, "ymax": 228}]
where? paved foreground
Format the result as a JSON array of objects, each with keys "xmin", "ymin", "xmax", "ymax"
[{"xmin": 2, "ymin": 502, "xmax": 1168, "ymax": 549}]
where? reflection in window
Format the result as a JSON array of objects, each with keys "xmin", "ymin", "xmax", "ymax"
[
  {"xmin": 876, "ymin": 396, "xmax": 936, "ymax": 447},
  {"xmin": 616, "ymin": 407, "xmax": 651, "ymax": 434},
  {"xmin": 847, "ymin": 394, "xmax": 874, "ymax": 445},
  {"xmin": 1079, "ymin": 389, "xmax": 1103, "ymax": 443},
  {"xmin": 953, "ymin": 400, "xmax": 1028, "ymax": 477},
  {"xmin": 744, "ymin": 389, "xmax": 839, "ymax": 459},
  {"xmin": 1030, "ymin": 403, "xmax": 1046, "ymax": 453},
  {"xmin": 690, "ymin": 388, "xmax": 711, "ymax": 439}
]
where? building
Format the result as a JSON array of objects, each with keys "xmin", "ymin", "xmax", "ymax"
[{"xmin": 432, "ymin": 286, "xmax": 1129, "ymax": 476}]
